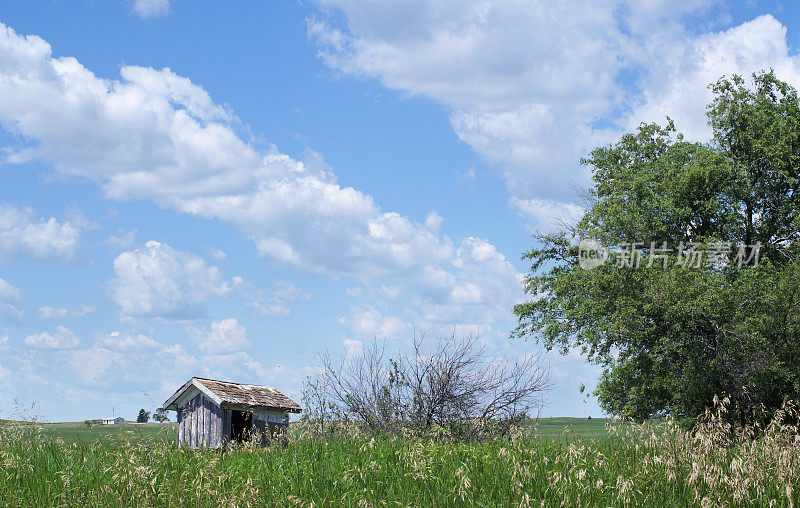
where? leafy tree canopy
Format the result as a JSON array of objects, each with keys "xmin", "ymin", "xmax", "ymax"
[
  {"xmin": 137, "ymin": 409, "xmax": 150, "ymax": 423},
  {"xmin": 152, "ymin": 408, "xmax": 169, "ymax": 423},
  {"xmin": 513, "ymin": 71, "xmax": 800, "ymax": 423}
]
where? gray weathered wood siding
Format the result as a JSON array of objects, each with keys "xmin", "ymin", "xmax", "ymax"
[
  {"xmin": 177, "ymin": 393, "xmax": 225, "ymax": 449},
  {"xmin": 175, "ymin": 393, "xmax": 291, "ymax": 449}
]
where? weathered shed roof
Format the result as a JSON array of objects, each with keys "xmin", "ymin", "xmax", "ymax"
[{"xmin": 163, "ymin": 377, "xmax": 302, "ymax": 413}]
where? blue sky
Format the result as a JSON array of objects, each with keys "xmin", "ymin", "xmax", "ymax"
[{"xmin": 0, "ymin": 0, "xmax": 797, "ymax": 422}]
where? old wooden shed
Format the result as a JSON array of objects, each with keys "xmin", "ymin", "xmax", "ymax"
[{"xmin": 163, "ymin": 377, "xmax": 302, "ymax": 448}]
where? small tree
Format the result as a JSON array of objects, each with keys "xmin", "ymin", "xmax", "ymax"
[
  {"xmin": 137, "ymin": 409, "xmax": 150, "ymax": 423},
  {"xmin": 301, "ymin": 371, "xmax": 339, "ymax": 433},
  {"xmin": 153, "ymin": 408, "xmax": 169, "ymax": 422}
]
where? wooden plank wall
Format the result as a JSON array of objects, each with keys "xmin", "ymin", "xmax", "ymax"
[
  {"xmin": 177, "ymin": 393, "xmax": 225, "ymax": 449},
  {"xmin": 178, "ymin": 396, "xmax": 301, "ymax": 449},
  {"xmin": 177, "ymin": 407, "xmax": 184, "ymax": 447}
]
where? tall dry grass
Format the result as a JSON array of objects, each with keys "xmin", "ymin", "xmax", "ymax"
[{"xmin": 1, "ymin": 397, "xmax": 798, "ymax": 506}]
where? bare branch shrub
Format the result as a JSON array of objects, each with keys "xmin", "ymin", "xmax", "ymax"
[
  {"xmin": 308, "ymin": 332, "xmax": 552, "ymax": 438},
  {"xmin": 315, "ymin": 338, "xmax": 406, "ymax": 431}
]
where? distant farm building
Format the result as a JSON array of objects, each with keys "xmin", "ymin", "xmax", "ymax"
[
  {"xmin": 163, "ymin": 377, "xmax": 302, "ymax": 449},
  {"xmin": 101, "ymin": 417, "xmax": 124, "ymax": 425}
]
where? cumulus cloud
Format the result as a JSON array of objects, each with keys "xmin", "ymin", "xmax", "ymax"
[
  {"xmin": 37, "ymin": 305, "xmax": 95, "ymax": 320},
  {"xmin": 94, "ymin": 330, "xmax": 162, "ymax": 351},
  {"xmin": 624, "ymin": 15, "xmax": 800, "ymax": 141},
  {"xmin": 0, "ymin": 21, "xmax": 526, "ymax": 348},
  {"xmin": 24, "ymin": 325, "xmax": 81, "ymax": 349},
  {"xmin": 337, "ymin": 304, "xmax": 410, "ymax": 339},
  {"xmin": 0, "ymin": 332, "xmax": 212, "ymax": 419},
  {"xmin": 0, "ymin": 204, "xmax": 80, "ymax": 263},
  {"xmin": 0, "ymin": 277, "xmax": 22, "ymax": 324},
  {"xmin": 197, "ymin": 350, "xmax": 291, "ymax": 384},
  {"xmin": 0, "ymin": 278, "xmax": 20, "ymax": 302},
  {"xmin": 333, "ymin": 235, "xmax": 525, "ymax": 342},
  {"xmin": 131, "ymin": 0, "xmax": 170, "ymax": 18},
  {"xmin": 208, "ymin": 248, "xmax": 227, "ymax": 261},
  {"xmin": 54, "ymin": 342, "xmax": 196, "ymax": 386},
  {"xmin": 247, "ymin": 280, "xmax": 310, "ymax": 319},
  {"xmin": 409, "ymin": 237, "xmax": 524, "ymax": 327},
  {"xmin": 509, "ymin": 197, "xmax": 586, "ymax": 233},
  {"xmin": 111, "ymin": 241, "xmax": 231, "ymax": 319},
  {"xmin": 193, "ymin": 318, "xmax": 251, "ymax": 354},
  {"xmin": 309, "ymin": 3, "xmax": 800, "ymax": 227},
  {"xmin": 0, "ymin": 304, "xmax": 22, "ymax": 325},
  {"xmin": 247, "ymin": 301, "xmax": 292, "ymax": 319},
  {"xmin": 308, "ymin": 0, "xmax": 635, "ymax": 202},
  {"xmin": 0, "ymin": 22, "xmax": 460, "ymax": 280}
]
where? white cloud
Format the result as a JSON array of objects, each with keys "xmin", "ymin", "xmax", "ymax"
[
  {"xmin": 408, "ymin": 237, "xmax": 524, "ymax": 326},
  {"xmin": 424, "ymin": 211, "xmax": 443, "ymax": 234},
  {"xmin": 0, "ymin": 21, "xmax": 528, "ymax": 353},
  {"xmin": 0, "ymin": 303, "xmax": 22, "ymax": 325},
  {"xmin": 338, "ymin": 304, "xmax": 410, "ymax": 339},
  {"xmin": 24, "ymin": 325, "xmax": 80, "ymax": 349},
  {"xmin": 342, "ymin": 338, "xmax": 363, "ymax": 358},
  {"xmin": 509, "ymin": 197, "xmax": 586, "ymax": 233},
  {"xmin": 0, "ymin": 204, "xmax": 80, "ymax": 263},
  {"xmin": 624, "ymin": 15, "xmax": 800, "ymax": 141},
  {"xmin": 95, "ymin": 330, "xmax": 162, "ymax": 351},
  {"xmin": 105, "ymin": 228, "xmax": 138, "ymax": 251},
  {"xmin": 247, "ymin": 280, "xmax": 310, "ymax": 319},
  {"xmin": 308, "ymin": 3, "xmax": 800, "ymax": 229},
  {"xmin": 208, "ymin": 248, "xmax": 227, "ymax": 261},
  {"xmin": 53, "ymin": 341, "xmax": 196, "ymax": 386},
  {"xmin": 193, "ymin": 318, "xmax": 250, "ymax": 354},
  {"xmin": 248, "ymin": 301, "xmax": 291, "ymax": 319},
  {"xmin": 37, "ymin": 305, "xmax": 95, "ymax": 320},
  {"xmin": 0, "ymin": 334, "xmax": 204, "ymax": 416},
  {"xmin": 131, "ymin": 0, "xmax": 170, "ymax": 18},
  {"xmin": 272, "ymin": 280, "xmax": 308, "ymax": 302},
  {"xmin": 111, "ymin": 241, "xmax": 231, "ymax": 319},
  {"xmin": 333, "ymin": 235, "xmax": 524, "ymax": 343},
  {"xmin": 308, "ymin": 0, "xmax": 635, "ymax": 204},
  {"xmin": 0, "ymin": 22, "xmax": 460, "ymax": 280},
  {"xmin": 0, "ymin": 278, "xmax": 20, "ymax": 302},
  {"xmin": 196, "ymin": 351, "xmax": 295, "ymax": 388}
]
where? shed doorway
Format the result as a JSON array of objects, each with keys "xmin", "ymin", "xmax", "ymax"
[{"xmin": 231, "ymin": 410, "xmax": 252, "ymax": 443}]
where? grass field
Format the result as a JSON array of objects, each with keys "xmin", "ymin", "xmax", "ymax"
[
  {"xmin": 1, "ymin": 411, "xmax": 798, "ymax": 506},
  {"xmin": 30, "ymin": 417, "xmax": 612, "ymax": 445},
  {"xmin": 38, "ymin": 421, "xmax": 176, "ymax": 445}
]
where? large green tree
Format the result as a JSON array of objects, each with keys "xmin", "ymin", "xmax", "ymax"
[{"xmin": 513, "ymin": 71, "xmax": 800, "ymax": 423}]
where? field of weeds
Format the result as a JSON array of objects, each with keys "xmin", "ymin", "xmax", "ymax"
[{"xmin": 1, "ymin": 400, "xmax": 799, "ymax": 507}]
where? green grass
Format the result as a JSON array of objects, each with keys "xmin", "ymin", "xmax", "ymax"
[
  {"xmin": 528, "ymin": 416, "xmax": 614, "ymax": 440},
  {"xmin": 0, "ymin": 424, "xmax": 684, "ymax": 506},
  {"xmin": 38, "ymin": 422, "xmax": 175, "ymax": 445},
  {"xmin": 0, "ymin": 417, "xmax": 796, "ymax": 506},
  {"xmin": 34, "ymin": 417, "xmax": 609, "ymax": 445}
]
